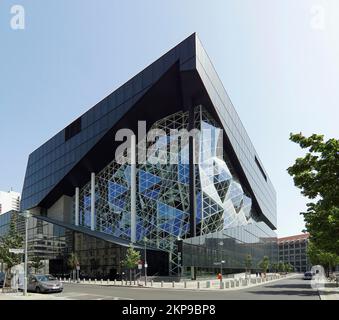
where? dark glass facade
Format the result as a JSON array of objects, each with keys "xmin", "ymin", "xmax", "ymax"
[
  {"xmin": 0, "ymin": 211, "xmax": 167, "ymax": 278},
  {"xmin": 20, "ymin": 33, "xmax": 277, "ymax": 277}
]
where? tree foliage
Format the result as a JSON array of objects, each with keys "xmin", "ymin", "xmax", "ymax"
[
  {"xmin": 307, "ymin": 241, "xmax": 339, "ymax": 276},
  {"xmin": 244, "ymin": 254, "xmax": 252, "ymax": 273},
  {"xmin": 284, "ymin": 263, "xmax": 294, "ymax": 273},
  {"xmin": 287, "ymin": 133, "xmax": 339, "ymax": 255},
  {"xmin": 121, "ymin": 245, "xmax": 141, "ymax": 270},
  {"xmin": 121, "ymin": 244, "xmax": 141, "ymax": 283},
  {"xmin": 0, "ymin": 214, "xmax": 23, "ymax": 269},
  {"xmin": 31, "ymin": 256, "xmax": 44, "ymax": 274},
  {"xmin": 258, "ymin": 256, "xmax": 270, "ymax": 274}
]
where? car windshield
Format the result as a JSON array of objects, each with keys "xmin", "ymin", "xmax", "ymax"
[{"xmin": 35, "ymin": 275, "xmax": 57, "ymax": 282}]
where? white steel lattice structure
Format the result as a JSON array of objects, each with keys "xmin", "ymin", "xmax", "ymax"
[{"xmin": 76, "ymin": 106, "xmax": 254, "ymax": 275}]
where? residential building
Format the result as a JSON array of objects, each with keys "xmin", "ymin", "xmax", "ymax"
[{"xmin": 0, "ymin": 190, "xmax": 20, "ymax": 215}]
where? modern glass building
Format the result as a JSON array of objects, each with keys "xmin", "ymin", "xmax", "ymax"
[{"xmin": 21, "ymin": 34, "xmax": 277, "ymax": 278}]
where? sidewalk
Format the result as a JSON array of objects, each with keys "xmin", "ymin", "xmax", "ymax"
[
  {"xmin": 0, "ymin": 292, "xmax": 64, "ymax": 300},
  {"xmin": 60, "ymin": 273, "xmax": 296, "ymax": 292},
  {"xmin": 318, "ymin": 284, "xmax": 339, "ymax": 300}
]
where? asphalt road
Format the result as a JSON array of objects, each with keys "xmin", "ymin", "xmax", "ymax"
[{"xmin": 50, "ymin": 274, "xmax": 320, "ymax": 300}]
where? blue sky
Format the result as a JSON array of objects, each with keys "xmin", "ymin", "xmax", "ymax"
[{"xmin": 0, "ymin": 0, "xmax": 338, "ymax": 237}]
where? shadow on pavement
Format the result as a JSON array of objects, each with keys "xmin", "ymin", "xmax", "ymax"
[
  {"xmin": 248, "ymin": 281, "xmax": 319, "ymax": 297},
  {"xmin": 262, "ymin": 283, "xmax": 313, "ymax": 289}
]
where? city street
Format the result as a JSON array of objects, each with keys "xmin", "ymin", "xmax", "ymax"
[{"xmin": 49, "ymin": 274, "xmax": 320, "ymax": 300}]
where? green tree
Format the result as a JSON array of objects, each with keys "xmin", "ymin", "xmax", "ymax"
[
  {"xmin": 258, "ymin": 256, "xmax": 270, "ymax": 277},
  {"xmin": 121, "ymin": 244, "xmax": 141, "ymax": 284},
  {"xmin": 30, "ymin": 256, "xmax": 44, "ymax": 274},
  {"xmin": 67, "ymin": 252, "xmax": 79, "ymax": 281},
  {"xmin": 244, "ymin": 254, "xmax": 252, "ymax": 275},
  {"xmin": 307, "ymin": 241, "xmax": 339, "ymax": 277},
  {"xmin": 284, "ymin": 263, "xmax": 294, "ymax": 273},
  {"xmin": 271, "ymin": 263, "xmax": 278, "ymax": 273},
  {"xmin": 287, "ymin": 133, "xmax": 339, "ymax": 256},
  {"xmin": 277, "ymin": 261, "xmax": 285, "ymax": 273},
  {"xmin": 0, "ymin": 214, "xmax": 24, "ymax": 287}
]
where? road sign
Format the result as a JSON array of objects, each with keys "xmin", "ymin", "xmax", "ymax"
[
  {"xmin": 138, "ymin": 264, "xmax": 142, "ymax": 270},
  {"xmin": 9, "ymin": 248, "xmax": 24, "ymax": 254}
]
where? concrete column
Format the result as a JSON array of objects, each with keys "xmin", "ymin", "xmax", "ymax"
[
  {"xmin": 130, "ymin": 135, "xmax": 136, "ymax": 243},
  {"xmin": 75, "ymin": 187, "xmax": 79, "ymax": 226},
  {"xmin": 90, "ymin": 172, "xmax": 95, "ymax": 231}
]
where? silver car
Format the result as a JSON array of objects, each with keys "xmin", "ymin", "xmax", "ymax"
[{"xmin": 28, "ymin": 274, "xmax": 63, "ymax": 293}]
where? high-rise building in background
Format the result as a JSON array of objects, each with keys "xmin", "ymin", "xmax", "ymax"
[
  {"xmin": 0, "ymin": 190, "xmax": 20, "ymax": 215},
  {"xmin": 19, "ymin": 34, "xmax": 277, "ymax": 278}
]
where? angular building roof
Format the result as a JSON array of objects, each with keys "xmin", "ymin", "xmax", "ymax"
[{"xmin": 21, "ymin": 33, "xmax": 277, "ymax": 229}]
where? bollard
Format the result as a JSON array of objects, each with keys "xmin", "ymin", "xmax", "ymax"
[
  {"xmin": 184, "ymin": 281, "xmax": 187, "ymax": 288},
  {"xmin": 197, "ymin": 281, "xmax": 200, "ymax": 289},
  {"xmin": 172, "ymin": 281, "xmax": 175, "ymax": 288},
  {"xmin": 134, "ymin": 280, "xmax": 136, "ymax": 285},
  {"xmin": 151, "ymin": 279, "xmax": 153, "ymax": 287},
  {"xmin": 108, "ymin": 279, "xmax": 110, "ymax": 285},
  {"xmin": 206, "ymin": 281, "xmax": 210, "ymax": 288},
  {"xmin": 137, "ymin": 280, "xmax": 139, "ymax": 286},
  {"xmin": 114, "ymin": 279, "xmax": 116, "ymax": 285},
  {"xmin": 121, "ymin": 280, "xmax": 124, "ymax": 286},
  {"xmin": 161, "ymin": 281, "xmax": 164, "ymax": 288},
  {"xmin": 101, "ymin": 279, "xmax": 103, "ymax": 284},
  {"xmin": 95, "ymin": 279, "xmax": 97, "ymax": 284},
  {"xmin": 68, "ymin": 278, "xmax": 71, "ymax": 283},
  {"xmin": 64, "ymin": 277, "xmax": 66, "ymax": 282}
]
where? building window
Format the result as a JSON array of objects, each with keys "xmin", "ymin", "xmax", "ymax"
[
  {"xmin": 65, "ymin": 117, "xmax": 82, "ymax": 141},
  {"xmin": 255, "ymin": 156, "xmax": 267, "ymax": 181}
]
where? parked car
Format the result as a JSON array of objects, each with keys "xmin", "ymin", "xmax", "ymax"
[
  {"xmin": 0, "ymin": 272, "xmax": 5, "ymax": 287},
  {"xmin": 28, "ymin": 274, "xmax": 63, "ymax": 293},
  {"xmin": 303, "ymin": 271, "xmax": 314, "ymax": 280}
]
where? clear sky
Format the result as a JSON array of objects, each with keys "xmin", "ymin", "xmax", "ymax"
[{"xmin": 0, "ymin": 0, "xmax": 338, "ymax": 237}]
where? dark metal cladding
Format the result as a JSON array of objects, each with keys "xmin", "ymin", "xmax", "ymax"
[{"xmin": 21, "ymin": 33, "xmax": 276, "ymax": 229}]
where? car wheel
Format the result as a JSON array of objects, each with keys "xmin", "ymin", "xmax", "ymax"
[{"xmin": 36, "ymin": 287, "xmax": 41, "ymax": 293}]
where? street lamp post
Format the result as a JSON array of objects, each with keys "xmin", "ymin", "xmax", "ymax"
[
  {"xmin": 219, "ymin": 241, "xmax": 224, "ymax": 276},
  {"xmin": 143, "ymin": 237, "xmax": 148, "ymax": 286},
  {"xmin": 20, "ymin": 210, "xmax": 31, "ymax": 296}
]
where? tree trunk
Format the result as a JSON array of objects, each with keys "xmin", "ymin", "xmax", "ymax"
[{"xmin": 4, "ymin": 268, "xmax": 11, "ymax": 288}]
